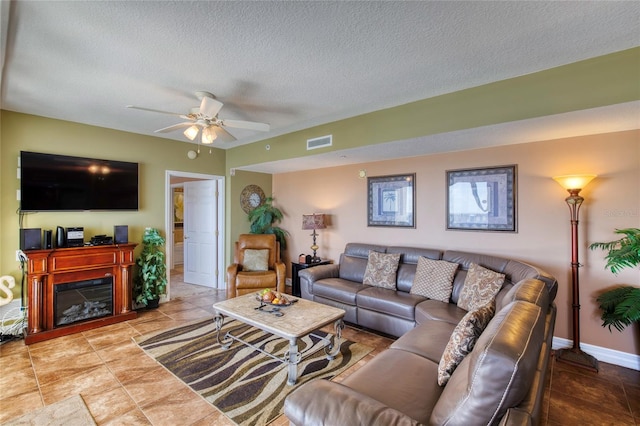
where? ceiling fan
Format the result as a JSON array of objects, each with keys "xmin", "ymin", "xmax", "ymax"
[{"xmin": 126, "ymin": 91, "xmax": 270, "ymax": 144}]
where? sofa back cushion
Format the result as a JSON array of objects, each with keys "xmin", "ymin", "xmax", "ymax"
[
  {"xmin": 430, "ymin": 300, "xmax": 545, "ymax": 425},
  {"xmin": 339, "ymin": 243, "xmax": 387, "ymax": 283},
  {"xmin": 388, "ymin": 246, "xmax": 442, "ymax": 293},
  {"xmin": 497, "ymin": 278, "xmax": 550, "ymax": 312}
]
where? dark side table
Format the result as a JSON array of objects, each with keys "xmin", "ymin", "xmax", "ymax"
[{"xmin": 291, "ymin": 260, "xmax": 331, "ymax": 297}]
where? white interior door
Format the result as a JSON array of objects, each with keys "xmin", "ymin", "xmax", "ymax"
[{"xmin": 183, "ymin": 180, "xmax": 218, "ymax": 287}]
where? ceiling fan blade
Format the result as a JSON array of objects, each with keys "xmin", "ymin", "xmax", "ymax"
[
  {"xmin": 221, "ymin": 119, "xmax": 270, "ymax": 132},
  {"xmin": 199, "ymin": 97, "xmax": 223, "ymax": 118},
  {"xmin": 154, "ymin": 122, "xmax": 195, "ymax": 133},
  {"xmin": 126, "ymin": 105, "xmax": 187, "ymax": 118},
  {"xmin": 214, "ymin": 125, "xmax": 237, "ymax": 142}
]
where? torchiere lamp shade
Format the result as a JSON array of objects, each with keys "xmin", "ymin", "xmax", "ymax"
[{"xmin": 552, "ymin": 174, "xmax": 597, "ymax": 192}]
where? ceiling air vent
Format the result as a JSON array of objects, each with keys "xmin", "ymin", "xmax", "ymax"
[{"xmin": 307, "ymin": 134, "xmax": 332, "ymax": 150}]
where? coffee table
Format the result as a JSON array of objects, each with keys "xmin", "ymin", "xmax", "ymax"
[{"xmin": 213, "ymin": 293, "xmax": 345, "ymax": 385}]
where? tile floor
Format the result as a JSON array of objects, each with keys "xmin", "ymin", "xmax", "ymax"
[{"xmin": 1, "ymin": 272, "xmax": 638, "ymax": 425}]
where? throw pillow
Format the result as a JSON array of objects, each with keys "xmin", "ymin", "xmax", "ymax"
[
  {"xmin": 243, "ymin": 249, "xmax": 269, "ymax": 272},
  {"xmin": 362, "ymin": 251, "xmax": 401, "ymax": 289},
  {"xmin": 437, "ymin": 300, "xmax": 496, "ymax": 386},
  {"xmin": 457, "ymin": 263, "xmax": 505, "ymax": 312},
  {"xmin": 410, "ymin": 257, "xmax": 459, "ymax": 302}
]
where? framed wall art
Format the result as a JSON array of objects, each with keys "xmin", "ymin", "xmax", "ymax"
[
  {"xmin": 446, "ymin": 165, "xmax": 517, "ymax": 232},
  {"xmin": 368, "ymin": 173, "xmax": 415, "ymax": 227}
]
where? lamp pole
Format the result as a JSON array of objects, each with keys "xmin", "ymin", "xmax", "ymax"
[{"xmin": 553, "ymin": 175, "xmax": 598, "ymax": 372}]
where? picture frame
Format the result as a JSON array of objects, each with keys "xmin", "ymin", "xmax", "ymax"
[
  {"xmin": 368, "ymin": 173, "xmax": 415, "ymax": 227},
  {"xmin": 446, "ymin": 165, "xmax": 517, "ymax": 232}
]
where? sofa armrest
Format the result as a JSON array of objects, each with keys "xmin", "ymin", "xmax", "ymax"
[
  {"xmin": 298, "ymin": 264, "xmax": 339, "ymax": 299},
  {"xmin": 226, "ymin": 263, "xmax": 240, "ymax": 299},
  {"xmin": 274, "ymin": 260, "xmax": 286, "ymax": 294},
  {"xmin": 498, "ymin": 408, "xmax": 533, "ymax": 426},
  {"xmin": 284, "ymin": 379, "xmax": 422, "ymax": 426}
]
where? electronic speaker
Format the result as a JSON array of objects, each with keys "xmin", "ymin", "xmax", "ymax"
[
  {"xmin": 114, "ymin": 225, "xmax": 128, "ymax": 244},
  {"xmin": 20, "ymin": 228, "xmax": 42, "ymax": 250},
  {"xmin": 43, "ymin": 229, "xmax": 53, "ymax": 249},
  {"xmin": 56, "ymin": 226, "xmax": 66, "ymax": 248}
]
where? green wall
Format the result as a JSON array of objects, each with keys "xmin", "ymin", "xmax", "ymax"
[{"xmin": 0, "ymin": 111, "xmax": 225, "ymax": 299}]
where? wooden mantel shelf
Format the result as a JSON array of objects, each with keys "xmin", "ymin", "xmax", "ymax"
[{"xmin": 24, "ymin": 244, "xmax": 138, "ymax": 344}]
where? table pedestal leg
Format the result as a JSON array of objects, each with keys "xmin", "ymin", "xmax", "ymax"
[
  {"xmin": 324, "ymin": 319, "xmax": 344, "ymax": 359},
  {"xmin": 286, "ymin": 338, "xmax": 302, "ymax": 385}
]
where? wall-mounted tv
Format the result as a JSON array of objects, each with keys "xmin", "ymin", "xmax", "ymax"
[{"xmin": 20, "ymin": 151, "xmax": 139, "ymax": 211}]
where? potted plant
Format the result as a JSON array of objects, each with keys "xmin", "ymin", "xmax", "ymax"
[
  {"xmin": 247, "ymin": 196, "xmax": 289, "ymax": 250},
  {"xmin": 133, "ymin": 227, "xmax": 167, "ymax": 308},
  {"xmin": 589, "ymin": 228, "xmax": 640, "ymax": 332}
]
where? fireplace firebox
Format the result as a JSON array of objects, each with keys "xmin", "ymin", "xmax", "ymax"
[{"xmin": 54, "ymin": 277, "xmax": 113, "ymax": 326}]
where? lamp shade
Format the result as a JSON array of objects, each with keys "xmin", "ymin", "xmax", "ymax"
[
  {"xmin": 553, "ymin": 174, "xmax": 596, "ymax": 191},
  {"xmin": 202, "ymin": 126, "xmax": 217, "ymax": 144},
  {"xmin": 183, "ymin": 125, "xmax": 199, "ymax": 141},
  {"xmin": 302, "ymin": 214, "xmax": 326, "ymax": 230}
]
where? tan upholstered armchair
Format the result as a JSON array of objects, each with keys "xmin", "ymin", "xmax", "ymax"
[{"xmin": 226, "ymin": 234, "xmax": 286, "ymax": 299}]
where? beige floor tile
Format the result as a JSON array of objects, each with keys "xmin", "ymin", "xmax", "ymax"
[
  {"xmin": 139, "ymin": 385, "xmax": 219, "ymax": 426},
  {"xmin": 106, "ymin": 350, "xmax": 164, "ymax": 383},
  {"xmin": 121, "ymin": 366, "xmax": 188, "ymax": 407},
  {"xmin": 83, "ymin": 322, "xmax": 141, "ymax": 350},
  {"xmin": 39, "ymin": 364, "xmax": 121, "ymax": 405},
  {"xmin": 82, "ymin": 386, "xmax": 139, "ymax": 424},
  {"xmin": 33, "ymin": 350, "xmax": 104, "ymax": 384},
  {"xmin": 0, "ymin": 388, "xmax": 43, "ymax": 423},
  {"xmin": 100, "ymin": 407, "xmax": 152, "ymax": 426}
]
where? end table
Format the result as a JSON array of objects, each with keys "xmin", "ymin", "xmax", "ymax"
[{"xmin": 291, "ymin": 260, "xmax": 331, "ymax": 297}]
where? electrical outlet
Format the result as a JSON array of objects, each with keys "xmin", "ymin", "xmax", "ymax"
[
  {"xmin": 16, "ymin": 250, "xmax": 21, "ymax": 261},
  {"xmin": 16, "ymin": 250, "xmax": 26, "ymax": 262}
]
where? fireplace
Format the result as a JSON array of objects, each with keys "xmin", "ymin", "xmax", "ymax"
[
  {"xmin": 54, "ymin": 277, "xmax": 113, "ymax": 326},
  {"xmin": 24, "ymin": 244, "xmax": 137, "ymax": 344}
]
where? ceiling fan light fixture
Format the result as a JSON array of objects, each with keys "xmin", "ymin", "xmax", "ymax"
[
  {"xmin": 184, "ymin": 125, "xmax": 199, "ymax": 141},
  {"xmin": 202, "ymin": 126, "xmax": 217, "ymax": 144}
]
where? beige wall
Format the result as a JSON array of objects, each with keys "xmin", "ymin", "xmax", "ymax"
[
  {"xmin": 1, "ymin": 111, "xmax": 226, "ymax": 299},
  {"xmin": 274, "ymin": 130, "xmax": 640, "ymax": 355}
]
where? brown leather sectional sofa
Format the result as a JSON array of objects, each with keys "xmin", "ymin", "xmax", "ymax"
[{"xmin": 284, "ymin": 243, "xmax": 558, "ymax": 425}]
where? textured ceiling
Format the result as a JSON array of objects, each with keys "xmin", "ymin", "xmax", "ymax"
[{"xmin": 1, "ymin": 1, "xmax": 639, "ymax": 172}]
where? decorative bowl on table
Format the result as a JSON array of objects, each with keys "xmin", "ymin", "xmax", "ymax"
[{"xmin": 256, "ymin": 289, "xmax": 292, "ymax": 306}]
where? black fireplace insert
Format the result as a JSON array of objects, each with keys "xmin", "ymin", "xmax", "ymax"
[{"xmin": 54, "ymin": 277, "xmax": 113, "ymax": 327}]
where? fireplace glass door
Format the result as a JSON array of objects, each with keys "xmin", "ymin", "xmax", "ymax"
[{"xmin": 54, "ymin": 277, "xmax": 114, "ymax": 327}]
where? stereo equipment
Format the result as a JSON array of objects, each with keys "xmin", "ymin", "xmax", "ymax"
[
  {"xmin": 56, "ymin": 226, "xmax": 66, "ymax": 248},
  {"xmin": 66, "ymin": 227, "xmax": 84, "ymax": 247},
  {"xmin": 20, "ymin": 228, "xmax": 42, "ymax": 250},
  {"xmin": 90, "ymin": 235, "xmax": 113, "ymax": 246},
  {"xmin": 114, "ymin": 225, "xmax": 128, "ymax": 244},
  {"xmin": 43, "ymin": 229, "xmax": 53, "ymax": 249}
]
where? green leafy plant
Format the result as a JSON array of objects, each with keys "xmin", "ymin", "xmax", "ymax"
[
  {"xmin": 133, "ymin": 227, "xmax": 167, "ymax": 307},
  {"xmin": 589, "ymin": 228, "xmax": 640, "ymax": 332},
  {"xmin": 247, "ymin": 196, "xmax": 289, "ymax": 250}
]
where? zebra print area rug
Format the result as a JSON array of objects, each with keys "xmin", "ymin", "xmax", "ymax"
[{"xmin": 135, "ymin": 318, "xmax": 372, "ymax": 426}]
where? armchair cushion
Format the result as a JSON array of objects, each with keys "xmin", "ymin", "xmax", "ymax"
[{"xmin": 243, "ymin": 249, "xmax": 269, "ymax": 271}]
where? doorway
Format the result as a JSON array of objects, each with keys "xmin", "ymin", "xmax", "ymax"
[{"xmin": 165, "ymin": 170, "xmax": 225, "ymax": 301}]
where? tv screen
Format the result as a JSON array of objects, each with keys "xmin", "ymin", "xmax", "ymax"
[{"xmin": 20, "ymin": 151, "xmax": 139, "ymax": 211}]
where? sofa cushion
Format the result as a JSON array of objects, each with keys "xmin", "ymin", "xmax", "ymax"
[
  {"xmin": 390, "ymin": 320, "xmax": 456, "ymax": 363},
  {"xmin": 313, "ymin": 278, "xmax": 364, "ymax": 305},
  {"xmin": 242, "ymin": 249, "xmax": 269, "ymax": 271},
  {"xmin": 457, "ymin": 262, "xmax": 505, "ymax": 311},
  {"xmin": 437, "ymin": 300, "xmax": 496, "ymax": 386},
  {"xmin": 363, "ymin": 251, "xmax": 401, "ymax": 289},
  {"xmin": 341, "ymin": 349, "xmax": 444, "ymax": 424},
  {"xmin": 430, "ymin": 301, "xmax": 545, "ymax": 425},
  {"xmin": 410, "ymin": 257, "xmax": 459, "ymax": 302},
  {"xmin": 415, "ymin": 299, "xmax": 467, "ymax": 325},
  {"xmin": 357, "ymin": 286, "xmax": 425, "ymax": 320}
]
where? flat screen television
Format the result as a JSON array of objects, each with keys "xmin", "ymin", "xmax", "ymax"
[{"xmin": 20, "ymin": 151, "xmax": 139, "ymax": 211}]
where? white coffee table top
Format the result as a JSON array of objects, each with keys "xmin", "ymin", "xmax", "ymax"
[{"xmin": 213, "ymin": 293, "xmax": 345, "ymax": 340}]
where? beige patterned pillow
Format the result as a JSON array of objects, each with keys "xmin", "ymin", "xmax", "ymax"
[
  {"xmin": 457, "ymin": 263, "xmax": 505, "ymax": 311},
  {"xmin": 437, "ymin": 301, "xmax": 496, "ymax": 386},
  {"xmin": 363, "ymin": 251, "xmax": 401, "ymax": 289},
  {"xmin": 243, "ymin": 249, "xmax": 269, "ymax": 272},
  {"xmin": 410, "ymin": 257, "xmax": 459, "ymax": 302}
]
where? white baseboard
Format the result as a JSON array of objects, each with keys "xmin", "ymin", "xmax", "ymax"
[{"xmin": 552, "ymin": 337, "xmax": 640, "ymax": 371}]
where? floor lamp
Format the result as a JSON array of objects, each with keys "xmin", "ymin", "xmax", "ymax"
[{"xmin": 552, "ymin": 174, "xmax": 598, "ymax": 372}]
